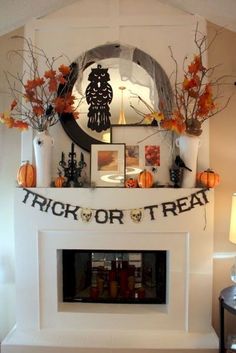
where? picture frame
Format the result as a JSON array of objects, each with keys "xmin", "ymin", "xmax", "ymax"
[
  {"xmin": 90, "ymin": 143, "xmax": 125, "ymax": 187},
  {"xmin": 110, "ymin": 125, "xmax": 173, "ymax": 186}
]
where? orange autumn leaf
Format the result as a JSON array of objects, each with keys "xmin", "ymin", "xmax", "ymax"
[
  {"xmin": 10, "ymin": 99, "xmax": 17, "ymax": 111},
  {"xmin": 44, "ymin": 70, "xmax": 58, "ymax": 92},
  {"xmin": 13, "ymin": 120, "xmax": 29, "ymax": 130},
  {"xmin": 182, "ymin": 75, "xmax": 200, "ymax": 91},
  {"xmin": 172, "ymin": 111, "xmax": 186, "ymax": 133},
  {"xmin": 33, "ymin": 105, "xmax": 44, "ymax": 116},
  {"xmin": 54, "ymin": 94, "xmax": 76, "ymax": 114},
  {"xmin": 54, "ymin": 96, "xmax": 69, "ymax": 114},
  {"xmin": 34, "ymin": 77, "xmax": 45, "ymax": 87},
  {"xmin": 188, "ymin": 55, "xmax": 204, "ymax": 75},
  {"xmin": 58, "ymin": 64, "xmax": 70, "ymax": 76},
  {"xmin": 24, "ymin": 89, "xmax": 35, "ymax": 102},
  {"xmin": 44, "ymin": 69, "xmax": 56, "ymax": 79},
  {"xmin": 0, "ymin": 112, "xmax": 29, "ymax": 131},
  {"xmin": 24, "ymin": 77, "xmax": 45, "ymax": 90},
  {"xmin": 0, "ymin": 113, "xmax": 15, "ymax": 128},
  {"xmin": 152, "ymin": 112, "xmax": 164, "ymax": 121},
  {"xmin": 161, "ymin": 119, "xmax": 173, "ymax": 131},
  {"xmin": 144, "ymin": 112, "xmax": 164, "ymax": 123},
  {"xmin": 161, "ymin": 117, "xmax": 186, "ymax": 135},
  {"xmin": 161, "ymin": 110, "xmax": 186, "ymax": 134},
  {"xmin": 48, "ymin": 77, "xmax": 58, "ymax": 92},
  {"xmin": 57, "ymin": 75, "xmax": 67, "ymax": 85},
  {"xmin": 197, "ymin": 84, "xmax": 215, "ymax": 117},
  {"xmin": 172, "ymin": 120, "xmax": 186, "ymax": 134},
  {"xmin": 24, "ymin": 90, "xmax": 43, "ymax": 105},
  {"xmin": 5, "ymin": 117, "xmax": 15, "ymax": 128},
  {"xmin": 63, "ymin": 105, "xmax": 74, "ymax": 114}
]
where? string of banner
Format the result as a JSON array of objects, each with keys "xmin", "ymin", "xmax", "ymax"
[{"xmin": 21, "ymin": 187, "xmax": 210, "ymax": 225}]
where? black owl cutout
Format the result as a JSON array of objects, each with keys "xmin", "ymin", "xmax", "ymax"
[{"xmin": 85, "ymin": 64, "xmax": 113, "ymax": 132}]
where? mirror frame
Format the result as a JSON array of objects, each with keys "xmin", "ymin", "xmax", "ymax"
[{"xmin": 60, "ymin": 43, "xmax": 173, "ymax": 152}]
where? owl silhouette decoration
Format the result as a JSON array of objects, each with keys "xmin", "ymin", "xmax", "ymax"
[{"xmin": 85, "ymin": 64, "xmax": 113, "ymax": 132}]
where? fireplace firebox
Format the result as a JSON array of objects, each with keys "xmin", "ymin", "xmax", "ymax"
[{"xmin": 62, "ymin": 250, "xmax": 167, "ymax": 304}]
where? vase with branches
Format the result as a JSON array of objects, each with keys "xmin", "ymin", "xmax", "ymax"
[
  {"xmin": 0, "ymin": 36, "xmax": 80, "ymax": 187},
  {"xmin": 162, "ymin": 23, "xmax": 232, "ymax": 137},
  {"xmin": 164, "ymin": 24, "xmax": 233, "ymax": 187}
]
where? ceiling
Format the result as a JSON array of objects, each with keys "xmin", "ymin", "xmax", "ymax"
[
  {"xmin": 0, "ymin": 0, "xmax": 79, "ymax": 36},
  {"xmin": 158, "ymin": 0, "xmax": 236, "ymax": 33},
  {"xmin": 0, "ymin": 0, "xmax": 236, "ymax": 36}
]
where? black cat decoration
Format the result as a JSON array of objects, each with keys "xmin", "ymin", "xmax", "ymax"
[{"xmin": 85, "ymin": 64, "xmax": 113, "ymax": 132}]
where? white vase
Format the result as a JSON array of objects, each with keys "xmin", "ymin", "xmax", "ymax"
[
  {"xmin": 33, "ymin": 130, "xmax": 54, "ymax": 187},
  {"xmin": 175, "ymin": 134, "xmax": 200, "ymax": 188}
]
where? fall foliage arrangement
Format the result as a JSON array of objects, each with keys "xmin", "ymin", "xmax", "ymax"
[
  {"xmin": 162, "ymin": 23, "xmax": 231, "ymax": 136},
  {"xmin": 0, "ymin": 36, "xmax": 79, "ymax": 132},
  {"xmin": 130, "ymin": 25, "xmax": 231, "ymax": 137}
]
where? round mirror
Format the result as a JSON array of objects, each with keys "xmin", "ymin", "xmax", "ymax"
[{"xmin": 60, "ymin": 43, "xmax": 173, "ymax": 152}]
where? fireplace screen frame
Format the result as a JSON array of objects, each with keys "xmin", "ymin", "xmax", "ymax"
[{"xmin": 61, "ymin": 249, "xmax": 167, "ymax": 304}]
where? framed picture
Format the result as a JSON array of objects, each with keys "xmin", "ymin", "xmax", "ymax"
[
  {"xmin": 111, "ymin": 125, "xmax": 173, "ymax": 186},
  {"xmin": 90, "ymin": 143, "xmax": 125, "ymax": 187}
]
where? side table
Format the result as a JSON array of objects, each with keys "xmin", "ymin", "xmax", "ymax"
[{"xmin": 219, "ymin": 285, "xmax": 236, "ymax": 352}]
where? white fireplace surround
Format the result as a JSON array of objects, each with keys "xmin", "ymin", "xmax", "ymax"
[{"xmin": 2, "ymin": 187, "xmax": 218, "ymax": 352}]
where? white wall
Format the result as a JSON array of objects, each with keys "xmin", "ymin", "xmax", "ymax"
[
  {"xmin": 208, "ymin": 23, "xmax": 236, "ymax": 334},
  {"xmin": 0, "ymin": 0, "xmax": 213, "ymax": 343},
  {"xmin": 0, "ymin": 126, "xmax": 19, "ymax": 341},
  {"xmin": 0, "ymin": 29, "xmax": 23, "ymax": 342}
]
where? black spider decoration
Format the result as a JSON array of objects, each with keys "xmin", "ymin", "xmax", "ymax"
[{"xmin": 85, "ymin": 64, "xmax": 113, "ymax": 132}]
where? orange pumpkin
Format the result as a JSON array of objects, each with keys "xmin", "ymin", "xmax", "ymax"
[
  {"xmin": 197, "ymin": 169, "xmax": 220, "ymax": 188},
  {"xmin": 137, "ymin": 170, "xmax": 153, "ymax": 188},
  {"xmin": 17, "ymin": 161, "xmax": 36, "ymax": 187},
  {"xmin": 125, "ymin": 178, "xmax": 138, "ymax": 188},
  {"xmin": 55, "ymin": 175, "xmax": 65, "ymax": 188}
]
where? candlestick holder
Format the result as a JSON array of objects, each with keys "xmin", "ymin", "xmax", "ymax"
[{"xmin": 59, "ymin": 143, "xmax": 87, "ymax": 187}]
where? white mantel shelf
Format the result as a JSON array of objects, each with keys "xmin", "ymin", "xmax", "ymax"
[{"xmin": 2, "ymin": 187, "xmax": 218, "ymax": 353}]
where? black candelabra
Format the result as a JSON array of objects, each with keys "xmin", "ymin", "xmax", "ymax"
[{"xmin": 59, "ymin": 143, "xmax": 86, "ymax": 187}]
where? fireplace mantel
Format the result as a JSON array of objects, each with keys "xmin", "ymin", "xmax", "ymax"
[{"xmin": 2, "ymin": 187, "xmax": 218, "ymax": 353}]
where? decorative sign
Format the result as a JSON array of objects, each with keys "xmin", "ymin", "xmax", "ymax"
[
  {"xmin": 21, "ymin": 188, "xmax": 209, "ymax": 225},
  {"xmin": 85, "ymin": 64, "xmax": 113, "ymax": 132}
]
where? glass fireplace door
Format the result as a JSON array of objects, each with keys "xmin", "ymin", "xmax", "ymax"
[{"xmin": 62, "ymin": 250, "xmax": 167, "ymax": 304}]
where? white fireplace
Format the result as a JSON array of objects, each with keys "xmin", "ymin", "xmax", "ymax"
[{"xmin": 2, "ymin": 187, "xmax": 218, "ymax": 352}]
